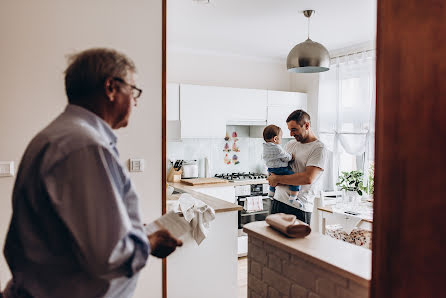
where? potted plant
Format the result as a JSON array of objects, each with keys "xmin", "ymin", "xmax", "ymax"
[{"xmin": 336, "ymin": 170, "xmax": 366, "ymax": 199}]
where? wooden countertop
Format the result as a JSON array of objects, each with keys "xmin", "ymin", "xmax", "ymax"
[
  {"xmin": 168, "ymin": 182, "xmax": 242, "ymax": 213},
  {"xmin": 173, "ymin": 179, "xmax": 268, "ymax": 189},
  {"xmin": 243, "ymin": 221, "xmax": 371, "ymax": 287}
]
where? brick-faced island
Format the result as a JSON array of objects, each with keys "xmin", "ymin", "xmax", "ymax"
[{"xmin": 243, "ymin": 221, "xmax": 371, "ymax": 298}]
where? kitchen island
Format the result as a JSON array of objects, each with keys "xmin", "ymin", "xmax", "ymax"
[
  {"xmin": 243, "ymin": 221, "xmax": 371, "ymax": 298},
  {"xmin": 165, "ymin": 182, "xmax": 242, "ymax": 298}
]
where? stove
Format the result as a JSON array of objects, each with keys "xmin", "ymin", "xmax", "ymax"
[{"xmin": 214, "ymin": 172, "xmax": 268, "ymax": 181}]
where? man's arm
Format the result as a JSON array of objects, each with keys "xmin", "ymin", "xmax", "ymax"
[{"xmin": 267, "ymin": 166, "xmax": 323, "ymax": 187}]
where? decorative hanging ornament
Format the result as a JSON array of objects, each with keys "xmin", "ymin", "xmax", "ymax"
[
  {"xmin": 232, "ymin": 140, "xmax": 240, "ymax": 152},
  {"xmin": 223, "ymin": 142, "xmax": 231, "ymax": 152},
  {"xmin": 224, "ymin": 153, "xmax": 231, "ymax": 165},
  {"xmin": 232, "ymin": 131, "xmax": 238, "ymax": 141},
  {"xmin": 232, "ymin": 154, "xmax": 240, "ymax": 165},
  {"xmin": 224, "ymin": 132, "xmax": 230, "ymax": 141}
]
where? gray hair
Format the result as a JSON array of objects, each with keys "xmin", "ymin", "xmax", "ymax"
[{"xmin": 64, "ymin": 48, "xmax": 136, "ymax": 103}]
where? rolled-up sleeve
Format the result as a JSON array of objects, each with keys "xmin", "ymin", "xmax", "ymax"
[{"xmin": 43, "ymin": 145, "xmax": 149, "ymax": 280}]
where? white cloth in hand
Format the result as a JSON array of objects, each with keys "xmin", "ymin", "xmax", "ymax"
[{"xmin": 178, "ymin": 194, "xmax": 216, "ymax": 245}]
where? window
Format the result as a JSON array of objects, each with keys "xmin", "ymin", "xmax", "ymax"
[{"xmin": 318, "ymin": 51, "xmax": 376, "ymax": 191}]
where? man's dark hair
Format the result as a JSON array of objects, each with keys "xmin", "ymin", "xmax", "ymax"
[
  {"xmin": 263, "ymin": 125, "xmax": 281, "ymax": 142},
  {"xmin": 64, "ymin": 48, "xmax": 136, "ymax": 103},
  {"xmin": 286, "ymin": 109, "xmax": 311, "ymax": 126}
]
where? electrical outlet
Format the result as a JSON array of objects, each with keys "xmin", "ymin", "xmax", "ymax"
[
  {"xmin": 129, "ymin": 159, "xmax": 144, "ymax": 172},
  {"xmin": 0, "ymin": 161, "xmax": 15, "ymax": 177}
]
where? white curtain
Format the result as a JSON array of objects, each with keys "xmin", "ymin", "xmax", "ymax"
[{"xmin": 318, "ymin": 50, "xmax": 376, "ymax": 191}]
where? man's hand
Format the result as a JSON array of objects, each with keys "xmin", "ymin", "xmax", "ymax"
[
  {"xmin": 148, "ymin": 229, "xmax": 183, "ymax": 258},
  {"xmin": 267, "ymin": 173, "xmax": 279, "ymax": 187}
]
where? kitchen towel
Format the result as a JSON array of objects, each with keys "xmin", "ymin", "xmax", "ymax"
[
  {"xmin": 244, "ymin": 196, "xmax": 264, "ymax": 212},
  {"xmin": 178, "ymin": 193, "xmax": 216, "ymax": 245},
  {"xmin": 265, "ymin": 213, "xmax": 311, "ymax": 238},
  {"xmin": 331, "ymin": 210, "xmax": 362, "ymax": 234}
]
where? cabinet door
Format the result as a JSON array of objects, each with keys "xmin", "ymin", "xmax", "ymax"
[
  {"xmin": 180, "ymin": 84, "xmax": 226, "ymax": 138},
  {"xmin": 267, "ymin": 90, "xmax": 307, "ymax": 109},
  {"xmin": 167, "ymin": 83, "xmax": 180, "ymax": 121},
  {"xmin": 267, "ymin": 106, "xmax": 299, "ymax": 138},
  {"xmin": 224, "ymin": 87, "xmax": 267, "ymax": 122},
  {"xmin": 194, "ymin": 186, "xmax": 236, "ymax": 204}
]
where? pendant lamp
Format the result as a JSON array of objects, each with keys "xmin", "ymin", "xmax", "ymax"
[{"xmin": 287, "ymin": 10, "xmax": 330, "ymax": 73}]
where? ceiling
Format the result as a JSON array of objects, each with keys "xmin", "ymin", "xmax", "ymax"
[{"xmin": 167, "ymin": 0, "xmax": 377, "ymax": 61}]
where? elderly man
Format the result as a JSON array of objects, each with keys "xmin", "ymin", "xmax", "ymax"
[
  {"xmin": 2, "ymin": 48, "xmax": 182, "ymax": 298},
  {"xmin": 267, "ymin": 110, "xmax": 327, "ymax": 225}
]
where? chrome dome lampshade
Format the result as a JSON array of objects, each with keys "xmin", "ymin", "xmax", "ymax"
[{"xmin": 287, "ymin": 10, "xmax": 330, "ymax": 73}]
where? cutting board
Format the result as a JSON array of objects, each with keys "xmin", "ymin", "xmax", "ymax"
[{"xmin": 181, "ymin": 178, "xmax": 229, "ymax": 186}]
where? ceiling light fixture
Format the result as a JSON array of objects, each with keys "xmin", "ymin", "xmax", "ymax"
[{"xmin": 287, "ymin": 10, "xmax": 330, "ymax": 73}]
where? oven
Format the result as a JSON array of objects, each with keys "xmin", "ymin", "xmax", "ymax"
[{"xmin": 235, "ymin": 183, "xmax": 271, "ymax": 231}]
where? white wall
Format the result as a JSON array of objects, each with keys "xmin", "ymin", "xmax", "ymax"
[
  {"xmin": 167, "ymin": 50, "xmax": 320, "ymax": 132},
  {"xmin": 0, "ymin": 1, "xmax": 163, "ymax": 297}
]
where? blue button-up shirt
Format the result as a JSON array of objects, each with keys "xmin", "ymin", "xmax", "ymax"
[{"xmin": 3, "ymin": 104, "xmax": 150, "ymax": 298}]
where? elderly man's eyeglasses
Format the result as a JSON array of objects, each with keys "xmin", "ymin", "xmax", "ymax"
[{"xmin": 113, "ymin": 77, "xmax": 143, "ymax": 99}]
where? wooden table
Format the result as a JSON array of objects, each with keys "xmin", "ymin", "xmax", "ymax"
[{"xmin": 317, "ymin": 205, "xmax": 373, "ymax": 235}]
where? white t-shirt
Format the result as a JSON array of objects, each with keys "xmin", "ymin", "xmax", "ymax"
[{"xmin": 274, "ymin": 138, "xmax": 327, "ymax": 212}]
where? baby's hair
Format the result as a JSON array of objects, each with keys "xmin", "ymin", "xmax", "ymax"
[{"xmin": 263, "ymin": 125, "xmax": 281, "ymax": 142}]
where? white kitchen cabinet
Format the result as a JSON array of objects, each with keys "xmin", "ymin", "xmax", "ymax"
[
  {"xmin": 180, "ymin": 84, "xmax": 226, "ymax": 138},
  {"xmin": 223, "ymin": 87, "xmax": 267, "ymax": 123},
  {"xmin": 167, "ymin": 211, "xmax": 238, "ymax": 298},
  {"xmin": 174, "ymin": 84, "xmax": 306, "ymax": 139},
  {"xmin": 194, "ymin": 186, "xmax": 236, "ymax": 204},
  {"xmin": 167, "ymin": 83, "xmax": 180, "ymax": 120},
  {"xmin": 267, "ymin": 90, "xmax": 307, "ymax": 108},
  {"xmin": 267, "ymin": 90, "xmax": 307, "ymax": 138},
  {"xmin": 166, "ymin": 83, "xmax": 181, "ymax": 141}
]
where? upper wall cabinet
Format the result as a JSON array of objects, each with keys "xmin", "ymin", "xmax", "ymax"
[
  {"xmin": 180, "ymin": 84, "xmax": 227, "ymax": 138},
  {"xmin": 166, "ymin": 83, "xmax": 182, "ymax": 141},
  {"xmin": 167, "ymin": 84, "xmax": 307, "ymax": 139},
  {"xmin": 223, "ymin": 87, "xmax": 267, "ymax": 124},
  {"xmin": 179, "ymin": 84, "xmax": 268, "ymax": 138},
  {"xmin": 266, "ymin": 90, "xmax": 307, "ymax": 138},
  {"xmin": 167, "ymin": 83, "xmax": 180, "ymax": 121},
  {"xmin": 267, "ymin": 90, "xmax": 307, "ymax": 108}
]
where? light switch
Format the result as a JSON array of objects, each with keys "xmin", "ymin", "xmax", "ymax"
[
  {"xmin": 129, "ymin": 158, "xmax": 145, "ymax": 172},
  {"xmin": 0, "ymin": 161, "xmax": 15, "ymax": 177}
]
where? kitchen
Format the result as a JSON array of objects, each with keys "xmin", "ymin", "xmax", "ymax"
[{"xmin": 165, "ymin": 0, "xmax": 376, "ymax": 297}]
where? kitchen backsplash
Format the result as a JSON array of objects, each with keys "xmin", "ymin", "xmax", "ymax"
[{"xmin": 167, "ymin": 126, "xmax": 291, "ymax": 176}]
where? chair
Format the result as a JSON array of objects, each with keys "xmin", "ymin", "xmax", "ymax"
[
  {"xmin": 310, "ymin": 190, "xmax": 342, "ymax": 233},
  {"xmin": 310, "ymin": 195, "xmax": 322, "ymax": 232}
]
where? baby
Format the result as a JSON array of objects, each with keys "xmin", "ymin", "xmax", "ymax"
[{"xmin": 262, "ymin": 125, "xmax": 301, "ymax": 207}]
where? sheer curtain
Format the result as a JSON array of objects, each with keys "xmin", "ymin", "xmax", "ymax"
[{"xmin": 318, "ymin": 50, "xmax": 376, "ymax": 191}]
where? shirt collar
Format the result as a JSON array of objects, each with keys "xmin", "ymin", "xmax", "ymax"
[{"xmin": 64, "ymin": 104, "xmax": 118, "ymax": 148}]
